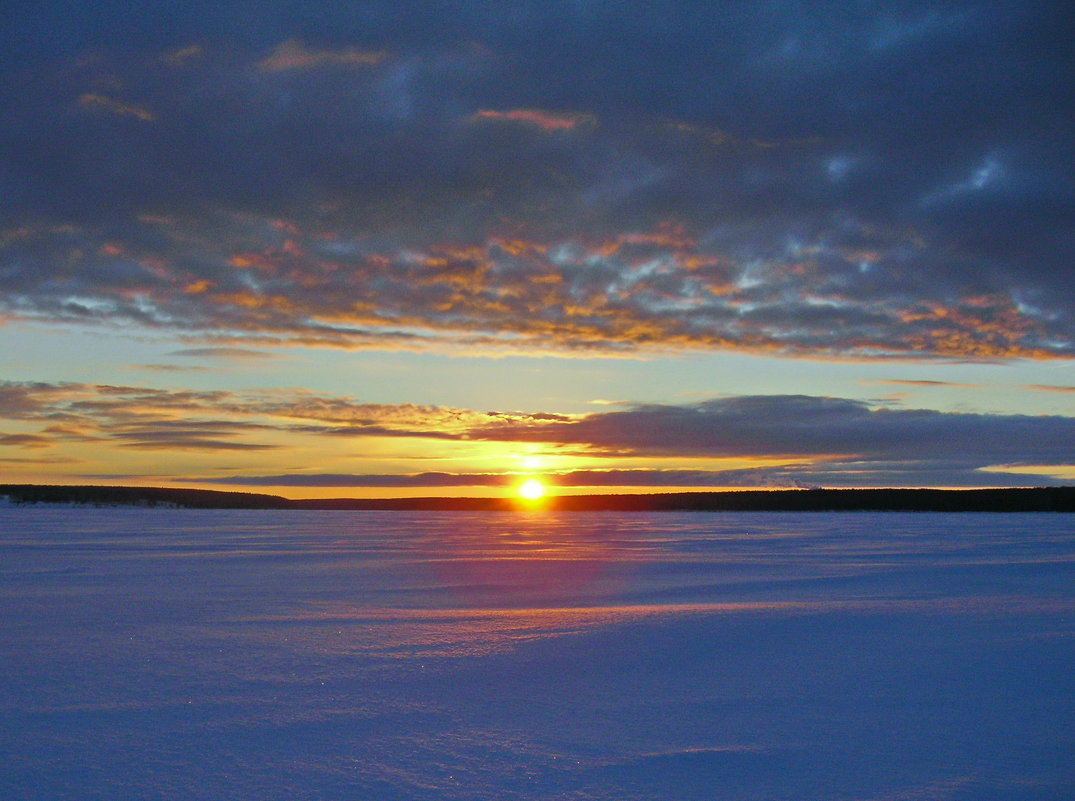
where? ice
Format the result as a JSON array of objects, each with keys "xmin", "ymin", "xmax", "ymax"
[{"xmin": 1, "ymin": 508, "xmax": 1073, "ymax": 800}]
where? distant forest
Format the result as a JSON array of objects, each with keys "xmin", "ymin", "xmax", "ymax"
[{"xmin": 2, "ymin": 484, "xmax": 1074, "ymax": 512}]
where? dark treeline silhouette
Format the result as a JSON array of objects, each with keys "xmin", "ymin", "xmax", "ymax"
[
  {"xmin": 0, "ymin": 484, "xmax": 291, "ymax": 509},
  {"xmin": 2, "ymin": 484, "xmax": 1074, "ymax": 512},
  {"xmin": 545, "ymin": 487, "xmax": 1075, "ymax": 513}
]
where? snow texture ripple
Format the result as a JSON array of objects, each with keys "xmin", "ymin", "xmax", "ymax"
[{"xmin": 1, "ymin": 509, "xmax": 1073, "ymax": 800}]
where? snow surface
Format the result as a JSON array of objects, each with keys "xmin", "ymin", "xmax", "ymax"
[{"xmin": 1, "ymin": 509, "xmax": 1073, "ymax": 800}]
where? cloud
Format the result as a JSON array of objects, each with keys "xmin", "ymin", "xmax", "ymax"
[
  {"xmin": 257, "ymin": 40, "xmax": 386, "ymax": 72},
  {"xmin": 169, "ymin": 348, "xmax": 279, "ymax": 360},
  {"xmin": 864, "ymin": 379, "xmax": 985, "ymax": 389},
  {"xmin": 0, "ymin": 3, "xmax": 1070, "ymax": 360},
  {"xmin": 161, "ymin": 44, "xmax": 204, "ymax": 67},
  {"xmin": 0, "ymin": 433, "xmax": 50, "ymax": 449},
  {"xmin": 77, "ymin": 93, "xmax": 155, "ymax": 122},
  {"xmin": 468, "ymin": 394, "xmax": 1075, "ymax": 484},
  {"xmin": 0, "ymin": 456, "xmax": 79, "ymax": 465},
  {"xmin": 119, "ymin": 436, "xmax": 278, "ymax": 451},
  {"xmin": 132, "ymin": 364, "xmax": 212, "ymax": 373},
  {"xmin": 472, "ymin": 109, "xmax": 595, "ymax": 132},
  {"xmin": 0, "ymin": 381, "xmax": 282, "ymax": 452},
  {"xmin": 184, "ymin": 472, "xmax": 513, "ymax": 488},
  {"xmin": 0, "ymin": 380, "xmax": 521, "ymax": 453},
  {"xmin": 1, "ymin": 219, "xmax": 1067, "ymax": 359},
  {"xmin": 1025, "ymin": 384, "xmax": 1075, "ymax": 394}
]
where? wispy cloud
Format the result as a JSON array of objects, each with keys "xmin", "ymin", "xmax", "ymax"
[
  {"xmin": 169, "ymin": 348, "xmax": 279, "ymax": 361},
  {"xmin": 0, "ymin": 380, "xmax": 529, "ymax": 452},
  {"xmin": 1024, "ymin": 384, "xmax": 1075, "ymax": 393},
  {"xmin": 183, "ymin": 472, "xmax": 515, "ymax": 488},
  {"xmin": 131, "ymin": 364, "xmax": 212, "ymax": 373},
  {"xmin": 472, "ymin": 109, "xmax": 595, "ymax": 132},
  {"xmin": 161, "ymin": 44, "xmax": 204, "ymax": 67},
  {"xmin": 0, "ymin": 433, "xmax": 51, "ymax": 449},
  {"xmin": 77, "ymin": 93, "xmax": 156, "ymax": 122},
  {"xmin": 257, "ymin": 39, "xmax": 387, "ymax": 72},
  {"xmin": 0, "ymin": 456, "xmax": 79, "ymax": 465},
  {"xmin": 864, "ymin": 379, "xmax": 985, "ymax": 389}
]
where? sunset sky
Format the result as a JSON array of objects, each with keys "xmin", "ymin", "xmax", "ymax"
[{"xmin": 1, "ymin": 1, "xmax": 1072, "ymax": 497}]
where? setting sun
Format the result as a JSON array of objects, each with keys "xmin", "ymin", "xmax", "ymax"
[{"xmin": 517, "ymin": 478, "xmax": 546, "ymax": 501}]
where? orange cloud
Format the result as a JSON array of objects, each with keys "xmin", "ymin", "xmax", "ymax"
[
  {"xmin": 258, "ymin": 39, "xmax": 387, "ymax": 72},
  {"xmin": 4, "ymin": 215, "xmax": 1069, "ymax": 361},
  {"xmin": 0, "ymin": 433, "xmax": 51, "ymax": 449},
  {"xmin": 183, "ymin": 280, "xmax": 214, "ymax": 294},
  {"xmin": 162, "ymin": 44, "xmax": 204, "ymax": 67},
  {"xmin": 78, "ymin": 93, "xmax": 156, "ymax": 122},
  {"xmin": 472, "ymin": 108, "xmax": 595, "ymax": 132}
]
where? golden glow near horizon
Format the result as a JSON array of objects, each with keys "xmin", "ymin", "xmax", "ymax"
[
  {"xmin": 1, "ymin": 370, "xmax": 1071, "ymax": 496},
  {"xmin": 517, "ymin": 478, "xmax": 547, "ymax": 501}
]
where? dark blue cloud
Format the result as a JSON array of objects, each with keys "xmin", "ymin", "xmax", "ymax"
[
  {"xmin": 473, "ymin": 394, "xmax": 1075, "ymax": 475},
  {"xmin": 1, "ymin": 1, "xmax": 1071, "ymax": 358}
]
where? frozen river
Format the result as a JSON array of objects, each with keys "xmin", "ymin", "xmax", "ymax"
[{"xmin": 1, "ymin": 508, "xmax": 1073, "ymax": 800}]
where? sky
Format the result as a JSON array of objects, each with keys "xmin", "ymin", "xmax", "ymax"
[{"xmin": 1, "ymin": 0, "xmax": 1072, "ymax": 498}]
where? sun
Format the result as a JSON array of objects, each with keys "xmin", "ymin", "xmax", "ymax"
[{"xmin": 517, "ymin": 478, "xmax": 546, "ymax": 501}]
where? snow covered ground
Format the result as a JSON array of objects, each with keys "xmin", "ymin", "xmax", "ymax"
[{"xmin": 1, "ymin": 508, "xmax": 1073, "ymax": 800}]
